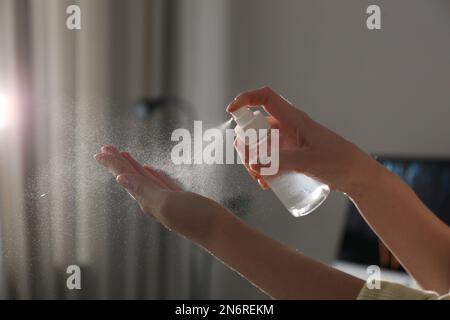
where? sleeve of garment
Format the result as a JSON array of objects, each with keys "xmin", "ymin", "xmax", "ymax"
[{"xmin": 357, "ymin": 281, "xmax": 450, "ymax": 300}]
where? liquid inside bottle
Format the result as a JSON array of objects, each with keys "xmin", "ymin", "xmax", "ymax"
[
  {"xmin": 231, "ymin": 107, "xmax": 330, "ymax": 217},
  {"xmin": 265, "ymin": 172, "xmax": 330, "ymax": 217}
]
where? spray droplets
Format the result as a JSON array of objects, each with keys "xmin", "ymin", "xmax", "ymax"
[{"xmin": 217, "ymin": 118, "xmax": 233, "ymax": 131}]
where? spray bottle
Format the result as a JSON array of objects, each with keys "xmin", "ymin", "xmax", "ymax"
[{"xmin": 231, "ymin": 107, "xmax": 330, "ymax": 217}]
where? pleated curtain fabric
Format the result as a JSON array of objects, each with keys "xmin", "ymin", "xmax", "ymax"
[{"xmin": 0, "ymin": 0, "xmax": 198, "ymax": 299}]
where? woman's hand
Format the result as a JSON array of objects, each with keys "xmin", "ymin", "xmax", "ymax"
[
  {"xmin": 94, "ymin": 145, "xmax": 365, "ymax": 300},
  {"xmin": 94, "ymin": 145, "xmax": 229, "ymax": 245},
  {"xmin": 227, "ymin": 87, "xmax": 382, "ymax": 194},
  {"xmin": 229, "ymin": 88, "xmax": 450, "ymax": 294}
]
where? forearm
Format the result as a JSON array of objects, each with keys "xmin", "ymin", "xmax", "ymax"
[
  {"xmin": 201, "ymin": 210, "xmax": 364, "ymax": 299},
  {"xmin": 347, "ymin": 160, "xmax": 450, "ymax": 294}
]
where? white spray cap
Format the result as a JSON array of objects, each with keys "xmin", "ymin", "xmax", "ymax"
[
  {"xmin": 231, "ymin": 107, "xmax": 254, "ymax": 126},
  {"xmin": 231, "ymin": 107, "xmax": 271, "ymax": 145}
]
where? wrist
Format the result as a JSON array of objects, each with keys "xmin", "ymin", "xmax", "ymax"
[
  {"xmin": 194, "ymin": 205, "xmax": 231, "ymax": 248},
  {"xmin": 342, "ymin": 151, "xmax": 391, "ymax": 200},
  {"xmin": 200, "ymin": 208, "xmax": 242, "ymax": 251}
]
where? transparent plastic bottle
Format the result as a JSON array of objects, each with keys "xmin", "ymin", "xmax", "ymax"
[{"xmin": 231, "ymin": 107, "xmax": 330, "ymax": 217}]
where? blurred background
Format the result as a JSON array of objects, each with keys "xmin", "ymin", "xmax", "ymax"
[{"xmin": 1, "ymin": 0, "xmax": 450, "ymax": 299}]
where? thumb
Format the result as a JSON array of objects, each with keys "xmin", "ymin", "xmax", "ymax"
[
  {"xmin": 116, "ymin": 174, "xmax": 150, "ymax": 202},
  {"xmin": 117, "ymin": 174, "xmax": 163, "ymax": 219}
]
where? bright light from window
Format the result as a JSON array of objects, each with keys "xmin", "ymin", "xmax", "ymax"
[{"xmin": 0, "ymin": 93, "xmax": 7, "ymax": 129}]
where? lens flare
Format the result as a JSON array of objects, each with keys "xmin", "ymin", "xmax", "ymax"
[{"xmin": 0, "ymin": 94, "xmax": 7, "ymax": 129}]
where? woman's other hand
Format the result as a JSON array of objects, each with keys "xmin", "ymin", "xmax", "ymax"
[
  {"xmin": 227, "ymin": 87, "xmax": 382, "ymax": 195},
  {"xmin": 94, "ymin": 145, "xmax": 229, "ymax": 245}
]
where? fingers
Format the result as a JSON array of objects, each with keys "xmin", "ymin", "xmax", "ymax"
[
  {"xmin": 266, "ymin": 116, "xmax": 280, "ymax": 129},
  {"xmin": 235, "ymin": 138, "xmax": 254, "ymax": 176},
  {"xmin": 101, "ymin": 145, "xmax": 117, "ymax": 155},
  {"xmin": 116, "ymin": 174, "xmax": 146, "ymax": 196},
  {"xmin": 257, "ymin": 177, "xmax": 269, "ymax": 190},
  {"xmin": 116, "ymin": 173, "xmax": 163, "ymax": 216},
  {"xmin": 119, "ymin": 151, "xmax": 176, "ymax": 191},
  {"xmin": 121, "ymin": 151, "xmax": 150, "ymax": 177},
  {"xmin": 234, "ymin": 138, "xmax": 249, "ymax": 162},
  {"xmin": 96, "ymin": 146, "xmax": 173, "ymax": 219},
  {"xmin": 234, "ymin": 138, "xmax": 269, "ymax": 190},
  {"xmin": 226, "ymin": 87, "xmax": 304, "ymax": 129},
  {"xmin": 94, "ymin": 152, "xmax": 138, "ymax": 178},
  {"xmin": 95, "ymin": 146, "xmax": 161, "ymax": 190},
  {"xmin": 143, "ymin": 165, "xmax": 183, "ymax": 191}
]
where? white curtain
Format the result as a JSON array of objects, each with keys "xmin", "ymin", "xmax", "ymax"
[{"xmin": 0, "ymin": 0, "xmax": 203, "ymax": 299}]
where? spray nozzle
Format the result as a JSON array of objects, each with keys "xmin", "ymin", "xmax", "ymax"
[
  {"xmin": 231, "ymin": 107, "xmax": 271, "ymax": 144},
  {"xmin": 231, "ymin": 107, "xmax": 254, "ymax": 127}
]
